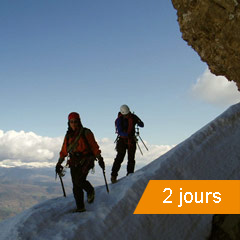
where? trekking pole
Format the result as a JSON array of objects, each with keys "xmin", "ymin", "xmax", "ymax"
[{"xmin": 102, "ymin": 169, "xmax": 109, "ymax": 193}]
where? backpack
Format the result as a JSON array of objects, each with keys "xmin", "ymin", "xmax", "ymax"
[{"xmin": 66, "ymin": 128, "xmax": 95, "ymax": 172}]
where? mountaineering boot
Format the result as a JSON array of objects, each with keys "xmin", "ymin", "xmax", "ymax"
[
  {"xmin": 111, "ymin": 176, "xmax": 117, "ymax": 184},
  {"xmin": 87, "ymin": 189, "xmax": 95, "ymax": 203},
  {"xmin": 73, "ymin": 207, "xmax": 86, "ymax": 213}
]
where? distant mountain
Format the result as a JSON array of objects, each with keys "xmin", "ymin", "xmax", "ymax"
[
  {"xmin": 0, "ymin": 103, "xmax": 239, "ymax": 239},
  {"xmin": 0, "ymin": 167, "xmax": 71, "ymax": 221},
  {"xmin": 0, "ymin": 165, "xmax": 119, "ymax": 222}
]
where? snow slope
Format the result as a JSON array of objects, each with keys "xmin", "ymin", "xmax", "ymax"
[{"xmin": 0, "ymin": 103, "xmax": 240, "ymax": 240}]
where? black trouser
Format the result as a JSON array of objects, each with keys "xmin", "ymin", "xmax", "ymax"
[
  {"xmin": 111, "ymin": 137, "xmax": 136, "ymax": 177},
  {"xmin": 70, "ymin": 166, "xmax": 94, "ymax": 209}
]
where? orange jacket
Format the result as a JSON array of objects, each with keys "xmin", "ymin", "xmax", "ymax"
[{"xmin": 59, "ymin": 128, "xmax": 101, "ymax": 164}]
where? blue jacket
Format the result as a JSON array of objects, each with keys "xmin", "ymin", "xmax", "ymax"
[{"xmin": 115, "ymin": 112, "xmax": 144, "ymax": 138}]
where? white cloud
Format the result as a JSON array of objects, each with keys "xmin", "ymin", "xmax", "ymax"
[
  {"xmin": 191, "ymin": 69, "xmax": 240, "ymax": 107},
  {"xmin": 0, "ymin": 130, "xmax": 174, "ymax": 168},
  {"xmin": 0, "ymin": 130, "xmax": 63, "ymax": 165},
  {"xmin": 0, "ymin": 159, "xmax": 54, "ymax": 168}
]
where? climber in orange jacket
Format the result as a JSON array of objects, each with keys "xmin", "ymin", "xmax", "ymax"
[{"xmin": 56, "ymin": 112, "xmax": 105, "ymax": 212}]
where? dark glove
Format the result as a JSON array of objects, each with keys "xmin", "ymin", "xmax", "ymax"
[
  {"xmin": 55, "ymin": 163, "xmax": 63, "ymax": 175},
  {"xmin": 137, "ymin": 120, "xmax": 144, "ymax": 128},
  {"xmin": 97, "ymin": 155, "xmax": 105, "ymax": 170}
]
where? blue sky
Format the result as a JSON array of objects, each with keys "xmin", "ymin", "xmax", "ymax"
[{"xmin": 1, "ymin": 0, "xmax": 239, "ymax": 147}]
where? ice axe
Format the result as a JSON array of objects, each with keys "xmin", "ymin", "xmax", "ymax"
[
  {"xmin": 102, "ymin": 169, "xmax": 109, "ymax": 193},
  {"xmin": 55, "ymin": 168, "xmax": 66, "ymax": 197},
  {"xmin": 135, "ymin": 126, "xmax": 148, "ymax": 155}
]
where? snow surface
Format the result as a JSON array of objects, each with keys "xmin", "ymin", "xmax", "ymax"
[{"xmin": 0, "ymin": 103, "xmax": 240, "ymax": 240}]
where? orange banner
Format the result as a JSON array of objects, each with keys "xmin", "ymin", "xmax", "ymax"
[{"xmin": 134, "ymin": 180, "xmax": 240, "ymax": 214}]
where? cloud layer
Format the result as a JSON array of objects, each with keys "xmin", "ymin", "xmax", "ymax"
[
  {"xmin": 0, "ymin": 130, "xmax": 62, "ymax": 167},
  {"xmin": 0, "ymin": 130, "xmax": 174, "ymax": 168},
  {"xmin": 191, "ymin": 69, "xmax": 240, "ymax": 107}
]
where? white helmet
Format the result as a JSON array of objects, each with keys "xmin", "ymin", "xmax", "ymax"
[{"xmin": 120, "ymin": 104, "xmax": 130, "ymax": 115}]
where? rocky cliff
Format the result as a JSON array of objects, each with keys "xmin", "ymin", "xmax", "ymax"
[{"xmin": 172, "ymin": 0, "xmax": 240, "ymax": 90}]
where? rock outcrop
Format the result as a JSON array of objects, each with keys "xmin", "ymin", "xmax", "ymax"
[
  {"xmin": 171, "ymin": 0, "xmax": 240, "ymax": 90},
  {"xmin": 172, "ymin": 1, "xmax": 240, "ymax": 238}
]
